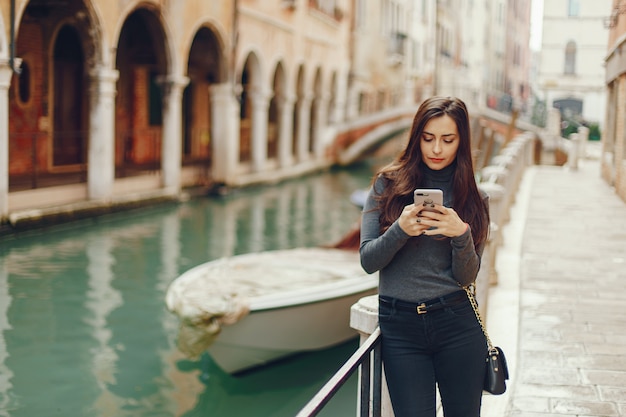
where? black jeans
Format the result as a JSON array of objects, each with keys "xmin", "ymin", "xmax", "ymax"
[{"xmin": 378, "ymin": 294, "xmax": 486, "ymax": 417}]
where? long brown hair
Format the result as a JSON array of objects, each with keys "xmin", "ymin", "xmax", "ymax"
[{"xmin": 373, "ymin": 96, "xmax": 489, "ymax": 249}]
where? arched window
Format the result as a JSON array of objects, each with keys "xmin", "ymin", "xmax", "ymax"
[
  {"xmin": 564, "ymin": 41, "xmax": 576, "ymax": 75},
  {"xmin": 17, "ymin": 60, "xmax": 32, "ymax": 105}
]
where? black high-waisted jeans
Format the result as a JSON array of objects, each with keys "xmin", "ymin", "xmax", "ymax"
[{"xmin": 378, "ymin": 292, "xmax": 486, "ymax": 417}]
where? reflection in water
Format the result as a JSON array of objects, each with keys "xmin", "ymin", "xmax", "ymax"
[
  {"xmin": 0, "ymin": 262, "xmax": 13, "ymax": 417},
  {"xmin": 0, "ymin": 163, "xmax": 376, "ymax": 417},
  {"xmin": 85, "ymin": 235, "xmax": 123, "ymax": 415}
]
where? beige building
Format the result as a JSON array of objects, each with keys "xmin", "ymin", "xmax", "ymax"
[
  {"xmin": 537, "ymin": 0, "xmax": 610, "ymax": 128},
  {"xmin": 0, "ymin": 0, "xmax": 536, "ymax": 226},
  {"xmin": 431, "ymin": 0, "xmax": 531, "ymax": 115},
  {"xmin": 604, "ymin": 0, "xmax": 626, "ymax": 201},
  {"xmin": 1, "ymin": 0, "xmax": 405, "ymax": 224},
  {"xmin": 349, "ymin": 0, "xmax": 426, "ymax": 115},
  {"xmin": 505, "ymin": 0, "xmax": 532, "ymax": 112}
]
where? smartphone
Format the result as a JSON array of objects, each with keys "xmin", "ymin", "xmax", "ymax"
[{"xmin": 413, "ymin": 189, "xmax": 444, "ymax": 212}]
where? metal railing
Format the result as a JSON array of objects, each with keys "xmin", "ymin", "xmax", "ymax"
[{"xmin": 296, "ymin": 327, "xmax": 382, "ymax": 417}]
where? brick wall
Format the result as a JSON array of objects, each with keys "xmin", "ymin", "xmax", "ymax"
[{"xmin": 9, "ymin": 22, "xmax": 47, "ymax": 175}]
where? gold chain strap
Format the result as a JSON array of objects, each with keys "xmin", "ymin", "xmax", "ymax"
[{"xmin": 464, "ymin": 284, "xmax": 496, "ymax": 353}]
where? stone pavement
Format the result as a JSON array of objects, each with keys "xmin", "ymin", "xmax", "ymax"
[{"xmin": 482, "ymin": 145, "xmax": 626, "ymax": 417}]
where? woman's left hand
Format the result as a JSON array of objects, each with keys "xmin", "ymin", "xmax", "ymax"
[{"xmin": 417, "ymin": 204, "xmax": 468, "ymax": 237}]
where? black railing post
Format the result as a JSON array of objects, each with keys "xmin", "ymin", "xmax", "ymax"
[
  {"xmin": 372, "ymin": 341, "xmax": 382, "ymax": 416},
  {"xmin": 359, "ymin": 354, "xmax": 371, "ymax": 417},
  {"xmin": 296, "ymin": 327, "xmax": 382, "ymax": 417}
]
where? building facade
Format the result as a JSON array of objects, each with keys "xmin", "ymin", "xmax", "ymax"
[
  {"xmin": 430, "ymin": 0, "xmax": 531, "ymax": 116},
  {"xmin": 604, "ymin": 0, "xmax": 626, "ymax": 201},
  {"xmin": 537, "ymin": 0, "xmax": 610, "ymax": 130},
  {"xmin": 0, "ymin": 0, "xmax": 532, "ymax": 224},
  {"xmin": 0, "ymin": 0, "xmax": 363, "ymax": 220},
  {"xmin": 505, "ymin": 0, "xmax": 532, "ymax": 113}
]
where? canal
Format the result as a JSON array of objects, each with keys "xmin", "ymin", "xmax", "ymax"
[{"xmin": 0, "ymin": 158, "xmax": 387, "ymax": 417}]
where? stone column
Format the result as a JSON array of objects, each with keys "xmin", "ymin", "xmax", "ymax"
[
  {"xmin": 278, "ymin": 93, "xmax": 295, "ymax": 168},
  {"xmin": 160, "ymin": 75, "xmax": 189, "ymax": 191},
  {"xmin": 88, "ymin": 67, "xmax": 119, "ymax": 201},
  {"xmin": 250, "ymin": 89, "xmax": 269, "ymax": 172},
  {"xmin": 331, "ymin": 73, "xmax": 348, "ymax": 123},
  {"xmin": 210, "ymin": 83, "xmax": 240, "ymax": 184},
  {"xmin": 296, "ymin": 94, "xmax": 312, "ymax": 162},
  {"xmin": 345, "ymin": 80, "xmax": 360, "ymax": 121},
  {"xmin": 0, "ymin": 59, "xmax": 13, "ymax": 218},
  {"xmin": 313, "ymin": 93, "xmax": 329, "ymax": 158}
]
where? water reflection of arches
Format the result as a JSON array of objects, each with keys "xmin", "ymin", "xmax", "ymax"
[
  {"xmin": 0, "ymin": 261, "xmax": 13, "ymax": 414},
  {"xmin": 0, "ymin": 165, "xmax": 368, "ymax": 415},
  {"xmin": 115, "ymin": 8, "xmax": 169, "ymax": 177}
]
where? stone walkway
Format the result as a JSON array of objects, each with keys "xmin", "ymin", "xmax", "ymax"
[{"xmin": 483, "ymin": 147, "xmax": 626, "ymax": 416}]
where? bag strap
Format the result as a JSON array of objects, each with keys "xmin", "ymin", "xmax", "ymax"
[{"xmin": 463, "ymin": 284, "xmax": 497, "ymax": 354}]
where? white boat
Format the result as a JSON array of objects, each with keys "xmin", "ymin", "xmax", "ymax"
[{"xmin": 165, "ymin": 247, "xmax": 378, "ymax": 374}]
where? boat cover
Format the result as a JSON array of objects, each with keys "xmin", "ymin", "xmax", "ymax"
[{"xmin": 165, "ymin": 247, "xmax": 365, "ymax": 357}]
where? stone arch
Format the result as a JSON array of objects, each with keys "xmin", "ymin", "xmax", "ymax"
[
  {"xmin": 183, "ymin": 21, "xmax": 228, "ymax": 84},
  {"xmin": 114, "ymin": 6, "xmax": 170, "ymax": 177},
  {"xmin": 268, "ymin": 61, "xmax": 287, "ymax": 161},
  {"xmin": 293, "ymin": 64, "xmax": 306, "ymax": 159},
  {"xmin": 310, "ymin": 66, "xmax": 323, "ymax": 154},
  {"xmin": 238, "ymin": 51, "xmax": 263, "ymax": 165},
  {"xmin": 8, "ymin": 0, "xmax": 104, "ymax": 190},
  {"xmin": 328, "ymin": 71, "xmax": 338, "ymax": 123},
  {"xmin": 51, "ymin": 23, "xmax": 88, "ymax": 166},
  {"xmin": 183, "ymin": 26, "xmax": 224, "ymax": 171}
]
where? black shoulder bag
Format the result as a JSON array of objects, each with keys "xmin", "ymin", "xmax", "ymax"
[{"xmin": 464, "ymin": 285, "xmax": 509, "ymax": 395}]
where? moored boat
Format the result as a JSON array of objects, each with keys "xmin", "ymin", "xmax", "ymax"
[{"xmin": 165, "ymin": 247, "xmax": 377, "ymax": 374}]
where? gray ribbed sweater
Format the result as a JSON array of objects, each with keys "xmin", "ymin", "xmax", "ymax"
[{"xmin": 359, "ymin": 164, "xmax": 487, "ymax": 303}]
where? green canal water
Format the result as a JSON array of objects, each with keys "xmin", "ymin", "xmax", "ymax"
[{"xmin": 0, "ymin": 162, "xmax": 381, "ymax": 417}]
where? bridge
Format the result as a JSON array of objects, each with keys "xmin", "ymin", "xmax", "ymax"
[{"xmin": 328, "ymin": 105, "xmax": 551, "ymax": 170}]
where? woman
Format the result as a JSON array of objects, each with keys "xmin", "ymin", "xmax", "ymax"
[{"xmin": 360, "ymin": 96, "xmax": 490, "ymax": 417}]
